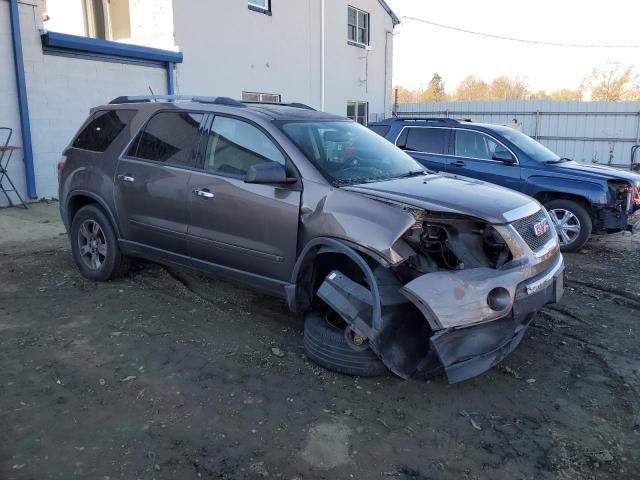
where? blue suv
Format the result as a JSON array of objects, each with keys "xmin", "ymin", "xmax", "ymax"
[{"xmin": 369, "ymin": 118, "xmax": 640, "ymax": 252}]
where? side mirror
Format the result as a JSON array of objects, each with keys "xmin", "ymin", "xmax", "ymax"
[
  {"xmin": 245, "ymin": 163, "xmax": 296, "ymax": 185},
  {"xmin": 493, "ymin": 149, "xmax": 516, "ymax": 163}
]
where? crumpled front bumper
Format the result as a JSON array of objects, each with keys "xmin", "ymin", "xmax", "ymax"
[{"xmin": 425, "ymin": 255, "xmax": 564, "ymax": 383}]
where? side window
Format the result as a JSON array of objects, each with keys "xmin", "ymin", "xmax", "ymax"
[
  {"xmin": 203, "ymin": 116, "xmax": 285, "ymax": 177},
  {"xmin": 72, "ymin": 110, "xmax": 133, "ymax": 152},
  {"xmin": 455, "ymin": 130, "xmax": 500, "ymax": 160},
  {"xmin": 368, "ymin": 125, "xmax": 390, "ymax": 137},
  {"xmin": 404, "ymin": 128, "xmax": 449, "ymax": 154},
  {"xmin": 127, "ymin": 112, "xmax": 203, "ymax": 167}
]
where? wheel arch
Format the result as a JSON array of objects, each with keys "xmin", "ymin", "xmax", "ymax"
[
  {"xmin": 66, "ymin": 191, "xmax": 120, "ymax": 237},
  {"xmin": 286, "ymin": 237, "xmax": 383, "ymax": 329}
]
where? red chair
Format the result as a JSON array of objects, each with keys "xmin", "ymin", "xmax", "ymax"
[{"xmin": 0, "ymin": 127, "xmax": 27, "ymax": 208}]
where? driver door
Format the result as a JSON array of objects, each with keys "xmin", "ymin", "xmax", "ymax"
[{"xmin": 186, "ymin": 115, "xmax": 301, "ymax": 284}]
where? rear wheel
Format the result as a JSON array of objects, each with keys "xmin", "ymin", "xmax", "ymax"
[
  {"xmin": 70, "ymin": 204, "xmax": 127, "ymax": 281},
  {"xmin": 544, "ymin": 199, "xmax": 592, "ymax": 252}
]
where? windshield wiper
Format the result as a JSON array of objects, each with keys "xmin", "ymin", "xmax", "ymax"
[
  {"xmin": 546, "ymin": 157, "xmax": 571, "ymax": 164},
  {"xmin": 398, "ymin": 170, "xmax": 428, "ymax": 178}
]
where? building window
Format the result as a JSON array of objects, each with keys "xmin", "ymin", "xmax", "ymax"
[
  {"xmin": 242, "ymin": 92, "xmax": 282, "ymax": 103},
  {"xmin": 347, "ymin": 102, "xmax": 368, "ymax": 125},
  {"xmin": 348, "ymin": 6, "xmax": 369, "ymax": 46},
  {"xmin": 248, "ymin": 0, "xmax": 271, "ymax": 14},
  {"xmin": 84, "ymin": 0, "xmax": 131, "ymax": 41}
]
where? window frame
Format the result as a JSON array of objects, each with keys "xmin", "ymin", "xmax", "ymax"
[
  {"xmin": 194, "ymin": 113, "xmax": 301, "ymax": 186},
  {"xmin": 248, "ymin": 0, "xmax": 272, "ymax": 15},
  {"xmin": 347, "ymin": 101, "xmax": 369, "ymax": 126},
  {"xmin": 347, "ymin": 6, "xmax": 370, "ymax": 47},
  {"xmin": 392, "ymin": 126, "xmax": 520, "ymax": 164},
  {"xmin": 122, "ymin": 110, "xmax": 207, "ymax": 169}
]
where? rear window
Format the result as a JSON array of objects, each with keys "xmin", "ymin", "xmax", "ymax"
[
  {"xmin": 72, "ymin": 110, "xmax": 134, "ymax": 152},
  {"xmin": 400, "ymin": 127, "xmax": 449, "ymax": 154},
  {"xmin": 126, "ymin": 111, "xmax": 204, "ymax": 167},
  {"xmin": 368, "ymin": 125, "xmax": 391, "ymax": 137}
]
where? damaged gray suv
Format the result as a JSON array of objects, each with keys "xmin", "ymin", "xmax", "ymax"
[{"xmin": 58, "ymin": 96, "xmax": 564, "ymax": 383}]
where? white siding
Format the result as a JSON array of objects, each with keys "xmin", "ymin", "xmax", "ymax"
[
  {"xmin": 396, "ymin": 100, "xmax": 640, "ymax": 166},
  {"xmin": 173, "ymin": 0, "xmax": 394, "ymax": 119},
  {"xmin": 0, "ymin": 0, "xmax": 167, "ymax": 206}
]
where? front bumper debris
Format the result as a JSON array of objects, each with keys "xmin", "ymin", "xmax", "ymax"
[{"xmin": 317, "ymin": 253, "xmax": 564, "ymax": 383}]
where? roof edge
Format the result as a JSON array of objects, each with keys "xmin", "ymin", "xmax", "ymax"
[{"xmin": 377, "ymin": 0, "xmax": 400, "ymax": 26}]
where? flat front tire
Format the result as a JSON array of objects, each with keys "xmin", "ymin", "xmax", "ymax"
[
  {"xmin": 303, "ymin": 311, "xmax": 388, "ymax": 377},
  {"xmin": 544, "ymin": 199, "xmax": 592, "ymax": 252},
  {"xmin": 70, "ymin": 204, "xmax": 126, "ymax": 281}
]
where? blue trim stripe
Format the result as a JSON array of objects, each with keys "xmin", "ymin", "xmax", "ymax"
[
  {"xmin": 377, "ymin": 0, "xmax": 400, "ymax": 26},
  {"xmin": 42, "ymin": 32, "xmax": 183, "ymax": 64},
  {"xmin": 9, "ymin": 0, "xmax": 37, "ymax": 199}
]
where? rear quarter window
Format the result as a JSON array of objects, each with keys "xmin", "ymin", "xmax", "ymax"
[
  {"xmin": 72, "ymin": 110, "xmax": 134, "ymax": 152},
  {"xmin": 368, "ymin": 125, "xmax": 391, "ymax": 137}
]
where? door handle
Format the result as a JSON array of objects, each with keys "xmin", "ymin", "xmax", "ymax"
[
  {"xmin": 118, "ymin": 174, "xmax": 135, "ymax": 182},
  {"xmin": 194, "ymin": 188, "xmax": 215, "ymax": 199},
  {"xmin": 451, "ymin": 160, "xmax": 466, "ymax": 167}
]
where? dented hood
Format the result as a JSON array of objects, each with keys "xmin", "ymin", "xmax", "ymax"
[{"xmin": 343, "ymin": 173, "xmax": 537, "ymax": 224}]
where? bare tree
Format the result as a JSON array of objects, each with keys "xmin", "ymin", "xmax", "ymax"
[{"xmin": 582, "ymin": 63, "xmax": 640, "ymax": 101}]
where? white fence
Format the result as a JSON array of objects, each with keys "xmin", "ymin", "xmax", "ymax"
[{"xmin": 387, "ymin": 101, "xmax": 640, "ymax": 167}]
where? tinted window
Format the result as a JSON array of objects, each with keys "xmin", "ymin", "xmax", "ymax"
[
  {"xmin": 403, "ymin": 128, "xmax": 449, "ymax": 154},
  {"xmin": 128, "ymin": 112, "xmax": 203, "ymax": 166},
  {"xmin": 455, "ymin": 130, "xmax": 502, "ymax": 160},
  {"xmin": 72, "ymin": 110, "xmax": 133, "ymax": 152},
  {"xmin": 203, "ymin": 116, "xmax": 285, "ymax": 177},
  {"xmin": 368, "ymin": 125, "xmax": 390, "ymax": 137}
]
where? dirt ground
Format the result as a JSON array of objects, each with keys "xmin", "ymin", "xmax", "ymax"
[{"xmin": 1, "ymin": 203, "xmax": 639, "ymax": 480}]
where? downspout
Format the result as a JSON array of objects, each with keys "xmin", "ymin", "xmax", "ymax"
[
  {"xmin": 166, "ymin": 61, "xmax": 175, "ymax": 95},
  {"xmin": 9, "ymin": 0, "xmax": 37, "ymax": 199},
  {"xmin": 320, "ymin": 0, "xmax": 325, "ymax": 111}
]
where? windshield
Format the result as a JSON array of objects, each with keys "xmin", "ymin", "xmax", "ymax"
[
  {"xmin": 280, "ymin": 121, "xmax": 424, "ymax": 186},
  {"xmin": 498, "ymin": 128, "xmax": 560, "ymax": 163}
]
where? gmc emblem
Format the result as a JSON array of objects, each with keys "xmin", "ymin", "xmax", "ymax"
[{"xmin": 533, "ymin": 220, "xmax": 550, "ymax": 237}]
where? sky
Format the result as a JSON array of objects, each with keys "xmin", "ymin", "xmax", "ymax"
[{"xmin": 384, "ymin": 0, "xmax": 640, "ymax": 93}]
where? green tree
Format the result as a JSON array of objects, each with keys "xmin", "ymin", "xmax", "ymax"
[{"xmin": 418, "ymin": 74, "xmax": 447, "ymax": 102}]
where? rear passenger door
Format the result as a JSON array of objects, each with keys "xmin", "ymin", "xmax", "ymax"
[
  {"xmin": 445, "ymin": 129, "xmax": 522, "ymax": 191},
  {"xmin": 186, "ymin": 115, "xmax": 301, "ymax": 284},
  {"xmin": 395, "ymin": 127, "xmax": 451, "ymax": 171},
  {"xmin": 114, "ymin": 110, "xmax": 205, "ymax": 256}
]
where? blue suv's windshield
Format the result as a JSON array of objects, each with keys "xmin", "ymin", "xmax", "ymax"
[
  {"xmin": 280, "ymin": 121, "xmax": 425, "ymax": 186},
  {"xmin": 496, "ymin": 128, "xmax": 562, "ymax": 163}
]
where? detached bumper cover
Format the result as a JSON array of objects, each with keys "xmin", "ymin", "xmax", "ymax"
[{"xmin": 429, "ymin": 257, "xmax": 564, "ymax": 383}]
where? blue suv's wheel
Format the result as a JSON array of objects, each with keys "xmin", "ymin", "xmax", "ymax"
[{"xmin": 544, "ymin": 199, "xmax": 592, "ymax": 252}]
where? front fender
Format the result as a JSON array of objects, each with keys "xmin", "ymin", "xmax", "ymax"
[{"xmin": 523, "ymin": 175, "xmax": 608, "ymax": 204}]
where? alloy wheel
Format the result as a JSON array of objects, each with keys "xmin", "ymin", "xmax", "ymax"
[
  {"xmin": 77, "ymin": 219, "xmax": 108, "ymax": 270},
  {"xmin": 548, "ymin": 208, "xmax": 581, "ymax": 246}
]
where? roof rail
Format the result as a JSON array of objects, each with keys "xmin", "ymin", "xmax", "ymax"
[
  {"xmin": 391, "ymin": 117, "xmax": 460, "ymax": 123},
  {"xmin": 242, "ymin": 100, "xmax": 316, "ymax": 111},
  {"xmin": 108, "ymin": 95, "xmax": 245, "ymax": 107}
]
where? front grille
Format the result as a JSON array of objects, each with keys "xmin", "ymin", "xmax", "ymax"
[{"xmin": 511, "ymin": 209, "xmax": 555, "ymax": 252}]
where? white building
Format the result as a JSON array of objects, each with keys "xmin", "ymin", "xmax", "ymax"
[{"xmin": 0, "ymin": 0, "xmax": 398, "ymax": 205}]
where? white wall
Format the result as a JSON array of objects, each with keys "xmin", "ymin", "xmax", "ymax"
[
  {"xmin": 173, "ymin": 0, "xmax": 395, "ymax": 119},
  {"xmin": 0, "ymin": 0, "xmax": 168, "ymax": 206},
  {"xmin": 396, "ymin": 100, "xmax": 640, "ymax": 166}
]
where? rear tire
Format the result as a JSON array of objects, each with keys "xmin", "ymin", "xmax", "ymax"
[
  {"xmin": 303, "ymin": 311, "xmax": 388, "ymax": 377},
  {"xmin": 544, "ymin": 199, "xmax": 592, "ymax": 253},
  {"xmin": 70, "ymin": 204, "xmax": 127, "ymax": 281}
]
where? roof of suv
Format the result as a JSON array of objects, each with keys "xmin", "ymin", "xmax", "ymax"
[
  {"xmin": 369, "ymin": 117, "xmax": 508, "ymax": 132},
  {"xmin": 105, "ymin": 95, "xmax": 347, "ymax": 122}
]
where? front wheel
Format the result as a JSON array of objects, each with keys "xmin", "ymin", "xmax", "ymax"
[
  {"xmin": 70, "ymin": 204, "xmax": 127, "ymax": 281},
  {"xmin": 544, "ymin": 199, "xmax": 592, "ymax": 253}
]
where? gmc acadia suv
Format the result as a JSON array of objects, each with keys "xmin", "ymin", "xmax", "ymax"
[{"xmin": 58, "ymin": 96, "xmax": 564, "ymax": 383}]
